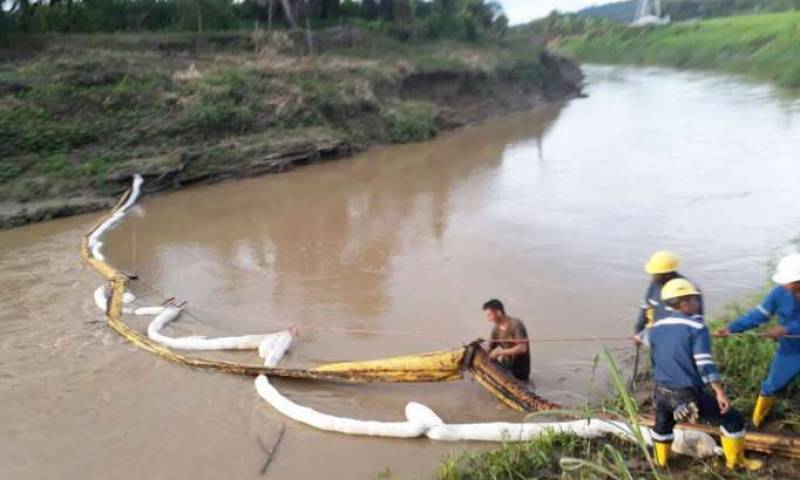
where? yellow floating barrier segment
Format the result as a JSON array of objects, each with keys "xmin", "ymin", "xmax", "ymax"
[{"xmin": 316, "ymin": 350, "xmax": 466, "ymax": 383}]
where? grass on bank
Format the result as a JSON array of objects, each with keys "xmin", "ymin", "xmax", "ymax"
[
  {"xmin": 438, "ymin": 431, "xmax": 651, "ymax": 480},
  {"xmin": 560, "ymin": 11, "xmax": 800, "ymax": 89},
  {"xmin": 0, "ymin": 30, "xmax": 560, "ymax": 204}
]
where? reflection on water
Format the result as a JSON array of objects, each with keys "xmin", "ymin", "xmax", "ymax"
[{"xmin": 2, "ymin": 65, "xmax": 800, "ymax": 479}]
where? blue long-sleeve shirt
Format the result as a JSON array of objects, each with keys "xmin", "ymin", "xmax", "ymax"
[
  {"xmin": 729, "ymin": 286, "xmax": 800, "ymax": 355},
  {"xmin": 634, "ymin": 274, "xmax": 704, "ymax": 334},
  {"xmin": 644, "ymin": 310, "xmax": 720, "ymax": 389}
]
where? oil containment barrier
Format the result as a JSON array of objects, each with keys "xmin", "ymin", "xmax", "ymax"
[
  {"xmin": 81, "ymin": 175, "xmax": 800, "ymax": 459},
  {"xmin": 81, "ymin": 175, "xmax": 465, "ymax": 383}
]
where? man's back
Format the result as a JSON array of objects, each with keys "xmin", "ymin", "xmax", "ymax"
[{"xmin": 645, "ymin": 311, "xmax": 718, "ymax": 389}]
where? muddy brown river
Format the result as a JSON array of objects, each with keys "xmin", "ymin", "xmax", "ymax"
[{"xmin": 2, "ymin": 66, "xmax": 800, "ymax": 479}]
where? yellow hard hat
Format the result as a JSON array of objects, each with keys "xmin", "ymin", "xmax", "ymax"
[
  {"xmin": 661, "ymin": 278, "xmax": 700, "ymax": 301},
  {"xmin": 644, "ymin": 250, "xmax": 679, "ymax": 274}
]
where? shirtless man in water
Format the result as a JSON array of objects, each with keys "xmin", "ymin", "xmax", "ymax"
[{"xmin": 483, "ymin": 299, "xmax": 530, "ymax": 381}]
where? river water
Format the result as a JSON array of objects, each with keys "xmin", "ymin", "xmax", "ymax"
[{"xmin": 2, "ymin": 65, "xmax": 800, "ymax": 479}]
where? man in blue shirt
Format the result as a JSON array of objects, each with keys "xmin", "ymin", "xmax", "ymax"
[
  {"xmin": 644, "ymin": 279, "xmax": 760, "ymax": 470},
  {"xmin": 716, "ymin": 254, "xmax": 800, "ymax": 428}
]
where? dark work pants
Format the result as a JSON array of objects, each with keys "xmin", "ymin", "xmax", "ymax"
[{"xmin": 651, "ymin": 383, "xmax": 745, "ymax": 442}]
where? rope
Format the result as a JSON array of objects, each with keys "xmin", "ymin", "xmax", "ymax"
[
  {"xmin": 127, "ymin": 283, "xmax": 800, "ymax": 345},
  {"xmin": 124, "ymin": 281, "xmax": 638, "ymax": 345},
  {"xmin": 714, "ymin": 332, "xmax": 800, "ymax": 340},
  {"xmin": 131, "ymin": 208, "xmax": 137, "ymax": 276},
  {"xmin": 130, "ymin": 284, "xmax": 208, "ymax": 324}
]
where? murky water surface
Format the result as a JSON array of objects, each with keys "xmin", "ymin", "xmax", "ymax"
[{"xmin": 2, "ymin": 66, "xmax": 800, "ymax": 479}]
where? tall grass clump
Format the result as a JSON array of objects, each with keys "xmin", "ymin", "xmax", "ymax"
[
  {"xmin": 439, "ymin": 431, "xmax": 599, "ymax": 480},
  {"xmin": 560, "ymin": 347, "xmax": 662, "ymax": 480},
  {"xmin": 383, "ymin": 101, "xmax": 437, "ymax": 143},
  {"xmin": 181, "ymin": 67, "xmax": 265, "ymax": 133}
]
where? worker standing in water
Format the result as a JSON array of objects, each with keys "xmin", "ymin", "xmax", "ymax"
[
  {"xmin": 634, "ymin": 250, "xmax": 703, "ymax": 341},
  {"xmin": 644, "ymin": 279, "xmax": 761, "ymax": 470},
  {"xmin": 483, "ymin": 299, "xmax": 530, "ymax": 382},
  {"xmin": 716, "ymin": 254, "xmax": 800, "ymax": 428}
]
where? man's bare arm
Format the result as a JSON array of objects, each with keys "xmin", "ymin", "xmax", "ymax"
[{"xmin": 494, "ymin": 342, "xmax": 528, "ymax": 357}]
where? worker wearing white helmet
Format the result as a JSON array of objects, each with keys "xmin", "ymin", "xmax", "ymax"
[
  {"xmin": 717, "ymin": 254, "xmax": 800, "ymax": 429},
  {"xmin": 634, "ymin": 250, "xmax": 704, "ymax": 340}
]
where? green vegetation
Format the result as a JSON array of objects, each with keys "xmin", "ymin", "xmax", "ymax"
[
  {"xmin": 560, "ymin": 11, "xmax": 800, "ymax": 89},
  {"xmin": 383, "ymin": 101, "xmax": 437, "ymax": 143},
  {"xmin": 438, "ymin": 431, "xmax": 648, "ymax": 480},
  {"xmin": 0, "ymin": 28, "xmax": 578, "ymax": 216}
]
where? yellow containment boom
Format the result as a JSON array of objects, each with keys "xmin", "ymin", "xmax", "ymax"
[
  {"xmin": 316, "ymin": 350, "xmax": 466, "ymax": 383},
  {"xmin": 81, "ymin": 182, "xmax": 463, "ymax": 383}
]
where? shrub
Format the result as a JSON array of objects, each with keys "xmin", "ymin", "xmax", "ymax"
[
  {"xmin": 181, "ymin": 67, "xmax": 265, "ymax": 133},
  {"xmin": 383, "ymin": 101, "xmax": 437, "ymax": 143},
  {"xmin": 0, "ymin": 161, "xmax": 25, "ymax": 183},
  {"xmin": 188, "ymin": 100, "xmax": 255, "ymax": 132},
  {"xmin": 499, "ymin": 59, "xmax": 549, "ymax": 92},
  {"xmin": 439, "ymin": 431, "xmax": 589, "ymax": 480}
]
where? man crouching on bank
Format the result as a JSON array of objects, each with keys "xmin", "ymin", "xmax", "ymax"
[
  {"xmin": 483, "ymin": 299, "xmax": 530, "ymax": 382},
  {"xmin": 643, "ymin": 279, "xmax": 761, "ymax": 470}
]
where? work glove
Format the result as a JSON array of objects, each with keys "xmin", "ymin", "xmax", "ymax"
[{"xmin": 673, "ymin": 401, "xmax": 699, "ymax": 423}]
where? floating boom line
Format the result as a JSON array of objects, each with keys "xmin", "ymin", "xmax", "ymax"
[{"xmin": 80, "ymin": 175, "xmax": 465, "ymax": 383}]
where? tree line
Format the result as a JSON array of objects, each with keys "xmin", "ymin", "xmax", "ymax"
[{"xmin": 0, "ymin": 0, "xmax": 509, "ymax": 41}]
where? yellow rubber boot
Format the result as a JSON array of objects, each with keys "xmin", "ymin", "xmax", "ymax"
[
  {"xmin": 720, "ymin": 436, "xmax": 763, "ymax": 471},
  {"xmin": 653, "ymin": 441, "xmax": 671, "ymax": 468},
  {"xmin": 752, "ymin": 395, "xmax": 775, "ymax": 428}
]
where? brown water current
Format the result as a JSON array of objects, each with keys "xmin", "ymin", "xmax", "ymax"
[{"xmin": 2, "ymin": 66, "xmax": 800, "ymax": 479}]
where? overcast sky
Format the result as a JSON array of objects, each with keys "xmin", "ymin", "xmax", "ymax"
[{"xmin": 498, "ymin": 0, "xmax": 606, "ymax": 24}]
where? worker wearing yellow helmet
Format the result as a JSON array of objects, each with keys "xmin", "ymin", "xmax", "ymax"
[
  {"xmin": 633, "ymin": 250, "xmax": 704, "ymax": 342},
  {"xmin": 643, "ymin": 279, "xmax": 761, "ymax": 471}
]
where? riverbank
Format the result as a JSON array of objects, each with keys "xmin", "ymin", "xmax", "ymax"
[
  {"xmin": 559, "ymin": 11, "xmax": 800, "ymax": 89},
  {"xmin": 0, "ymin": 29, "xmax": 582, "ymax": 229}
]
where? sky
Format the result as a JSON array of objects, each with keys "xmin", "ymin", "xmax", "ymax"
[{"xmin": 498, "ymin": 0, "xmax": 607, "ymax": 24}]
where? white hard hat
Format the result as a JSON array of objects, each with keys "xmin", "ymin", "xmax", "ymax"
[{"xmin": 772, "ymin": 254, "xmax": 800, "ymax": 285}]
